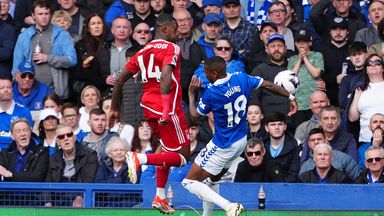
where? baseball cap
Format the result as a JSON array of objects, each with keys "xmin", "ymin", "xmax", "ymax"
[
  {"xmin": 294, "ymin": 28, "xmax": 312, "ymax": 42},
  {"xmin": 18, "ymin": 62, "xmax": 35, "ymax": 75},
  {"xmin": 267, "ymin": 34, "xmax": 285, "ymax": 44},
  {"xmin": 202, "ymin": 0, "xmax": 222, "ymax": 7},
  {"xmin": 203, "ymin": 13, "xmax": 222, "ymax": 25},
  {"xmin": 222, "ymin": 0, "xmax": 239, "ymax": 5},
  {"xmin": 329, "ymin": 17, "xmax": 348, "ymax": 29},
  {"xmin": 260, "ymin": 22, "xmax": 278, "ymax": 32},
  {"xmin": 39, "ymin": 108, "xmax": 59, "ymax": 121}
]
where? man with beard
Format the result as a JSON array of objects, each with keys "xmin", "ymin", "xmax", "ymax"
[
  {"xmin": 318, "ymin": 17, "xmax": 349, "ymax": 106},
  {"xmin": 263, "ymin": 112, "xmax": 300, "ymax": 182},
  {"xmin": 81, "ymin": 108, "xmax": 118, "ymax": 162},
  {"xmin": 251, "ymin": 34, "xmax": 293, "ymax": 117}
]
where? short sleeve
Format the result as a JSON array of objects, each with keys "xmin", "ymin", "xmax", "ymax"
[
  {"xmin": 162, "ymin": 43, "xmax": 181, "ymax": 67},
  {"xmin": 197, "ymin": 92, "xmax": 211, "ymax": 116},
  {"xmin": 125, "ymin": 53, "xmax": 140, "ymax": 75}
]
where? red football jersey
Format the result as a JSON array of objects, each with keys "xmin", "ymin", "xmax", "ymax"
[{"xmin": 125, "ymin": 39, "xmax": 183, "ymax": 117}]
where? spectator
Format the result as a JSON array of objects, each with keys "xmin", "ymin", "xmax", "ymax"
[
  {"xmin": 33, "ymin": 93, "xmax": 63, "ymax": 135},
  {"xmin": 357, "ymin": 113, "xmax": 384, "ymax": 168},
  {"xmin": 234, "ymin": 138, "xmax": 268, "ymax": 182},
  {"xmin": 170, "ymin": 0, "xmax": 204, "ymax": 29},
  {"xmin": 0, "ymin": 0, "xmax": 13, "ymax": 24},
  {"xmin": 300, "ymin": 128, "xmax": 360, "ymax": 181},
  {"xmin": 76, "ymin": 0, "xmax": 113, "ymax": 16},
  {"xmin": 132, "ymin": 22, "xmax": 152, "ymax": 46},
  {"xmin": 368, "ymin": 19, "xmax": 384, "ymax": 57},
  {"xmin": 194, "ymin": 36, "xmax": 246, "ymax": 90},
  {"xmin": 57, "ymin": 0, "xmax": 88, "ymax": 42},
  {"xmin": 250, "ymin": 34, "xmax": 291, "ymax": 116},
  {"xmin": 38, "ymin": 108, "xmax": 60, "ymax": 156},
  {"xmin": 173, "ymin": 9, "xmax": 201, "ymax": 60},
  {"xmin": 0, "ymin": 76, "xmax": 33, "ymax": 150},
  {"xmin": 319, "ymin": 105, "xmax": 358, "ymax": 160},
  {"xmin": 338, "ymin": 42, "xmax": 367, "ymax": 109},
  {"xmin": 12, "ymin": 62, "xmax": 52, "ymax": 112},
  {"xmin": 78, "ymin": 85, "xmax": 100, "ymax": 132},
  {"xmin": 220, "ymin": 0, "xmax": 260, "ymax": 60},
  {"xmin": 279, "ymin": 0, "xmax": 302, "ymax": 34},
  {"xmin": 267, "ymin": 1, "xmax": 295, "ymax": 51},
  {"xmin": 46, "ymin": 124, "xmax": 98, "ymax": 182},
  {"xmin": 0, "ymin": 13, "xmax": 16, "ymax": 79},
  {"xmin": 151, "ymin": 0, "xmax": 168, "ymax": 16},
  {"xmin": 101, "ymin": 95, "xmax": 134, "ymax": 148},
  {"xmin": 201, "ymin": 0, "xmax": 222, "ymax": 15},
  {"xmin": 349, "ymin": 54, "xmax": 384, "ymax": 144},
  {"xmin": 130, "ymin": 0, "xmax": 157, "ymax": 30},
  {"xmin": 61, "ymin": 103, "xmax": 87, "ymax": 142},
  {"xmin": 295, "ymin": 91, "xmax": 330, "ymax": 145},
  {"xmin": 104, "ymin": 0, "xmax": 134, "ymax": 29},
  {"xmin": 96, "ymin": 137, "xmax": 132, "ymax": 183},
  {"xmin": 355, "ymin": 146, "xmax": 384, "ymax": 183},
  {"xmin": 355, "ymin": 0, "xmax": 384, "ymax": 47},
  {"xmin": 288, "ymin": 28, "xmax": 324, "ymax": 128},
  {"xmin": 12, "ymin": 0, "xmax": 77, "ymax": 100},
  {"xmin": 309, "ymin": 0, "xmax": 365, "ymax": 42},
  {"xmin": 299, "ymin": 144, "xmax": 351, "ymax": 183},
  {"xmin": 71, "ymin": 13, "xmax": 110, "ymax": 96},
  {"xmin": 318, "ymin": 17, "xmax": 349, "ymax": 106},
  {"xmin": 0, "ymin": 118, "xmax": 49, "ymax": 181},
  {"xmin": 246, "ymin": 22, "xmax": 280, "ymax": 71},
  {"xmin": 51, "ymin": 10, "xmax": 73, "ymax": 35},
  {"xmin": 81, "ymin": 108, "xmax": 119, "ymax": 161},
  {"xmin": 189, "ymin": 13, "xmax": 222, "ymax": 69},
  {"xmin": 263, "ymin": 112, "xmax": 300, "ymax": 182},
  {"xmin": 247, "ymin": 103, "xmax": 266, "ymax": 140}
]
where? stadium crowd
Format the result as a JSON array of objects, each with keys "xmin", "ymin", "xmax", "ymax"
[{"xmin": 1, "ymin": 0, "xmax": 384, "ymax": 207}]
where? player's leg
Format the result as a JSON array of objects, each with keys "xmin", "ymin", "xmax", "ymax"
[{"xmin": 202, "ymin": 169, "xmax": 227, "ymax": 216}]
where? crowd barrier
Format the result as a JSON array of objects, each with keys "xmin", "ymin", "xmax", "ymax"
[{"xmin": 0, "ymin": 182, "xmax": 383, "ymax": 210}]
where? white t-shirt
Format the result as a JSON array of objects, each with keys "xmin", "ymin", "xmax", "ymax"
[{"xmin": 79, "ymin": 107, "xmax": 91, "ymax": 133}]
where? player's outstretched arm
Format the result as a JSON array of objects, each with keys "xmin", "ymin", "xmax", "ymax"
[
  {"xmin": 261, "ymin": 80, "xmax": 298, "ymax": 116},
  {"xmin": 188, "ymin": 76, "xmax": 202, "ymax": 122},
  {"xmin": 109, "ymin": 67, "xmax": 134, "ymax": 128}
]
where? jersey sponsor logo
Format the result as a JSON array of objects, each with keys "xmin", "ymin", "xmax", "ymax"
[
  {"xmin": 0, "ymin": 130, "xmax": 11, "ymax": 137},
  {"xmin": 224, "ymin": 86, "xmax": 241, "ymax": 98}
]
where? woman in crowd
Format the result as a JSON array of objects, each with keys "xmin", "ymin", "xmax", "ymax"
[
  {"xmin": 349, "ymin": 54, "xmax": 384, "ymax": 144},
  {"xmin": 247, "ymin": 103, "xmax": 266, "ymax": 140},
  {"xmin": 79, "ymin": 85, "xmax": 100, "ymax": 132},
  {"xmin": 71, "ymin": 13, "xmax": 111, "ymax": 97},
  {"xmin": 38, "ymin": 108, "xmax": 60, "ymax": 156},
  {"xmin": 101, "ymin": 95, "xmax": 134, "ymax": 148}
]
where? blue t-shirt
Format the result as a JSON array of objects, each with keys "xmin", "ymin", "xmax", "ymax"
[
  {"xmin": 197, "ymin": 72, "xmax": 263, "ymax": 148},
  {"xmin": 0, "ymin": 101, "xmax": 33, "ymax": 150}
]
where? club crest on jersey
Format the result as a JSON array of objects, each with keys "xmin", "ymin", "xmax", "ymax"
[{"xmin": 198, "ymin": 98, "xmax": 206, "ymax": 110}]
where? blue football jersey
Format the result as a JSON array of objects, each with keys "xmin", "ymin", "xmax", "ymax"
[{"xmin": 197, "ymin": 72, "xmax": 263, "ymax": 148}]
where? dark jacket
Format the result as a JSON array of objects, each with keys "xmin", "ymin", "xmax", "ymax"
[
  {"xmin": 263, "ymin": 132, "xmax": 300, "ymax": 182},
  {"xmin": 299, "ymin": 166, "xmax": 351, "ymax": 183},
  {"xmin": 329, "ymin": 129, "xmax": 358, "ymax": 162},
  {"xmin": 338, "ymin": 68, "xmax": 364, "ymax": 109},
  {"xmin": 0, "ymin": 140, "xmax": 49, "ymax": 182},
  {"xmin": 234, "ymin": 159, "xmax": 268, "ymax": 182},
  {"xmin": 0, "ymin": 21, "xmax": 16, "ymax": 79},
  {"xmin": 95, "ymin": 158, "xmax": 131, "ymax": 183},
  {"xmin": 189, "ymin": 35, "xmax": 215, "ymax": 69},
  {"xmin": 250, "ymin": 58, "xmax": 290, "ymax": 116},
  {"xmin": 354, "ymin": 169, "xmax": 384, "ymax": 184},
  {"xmin": 46, "ymin": 142, "xmax": 98, "ymax": 183}
]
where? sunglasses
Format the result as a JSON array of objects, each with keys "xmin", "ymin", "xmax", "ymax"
[
  {"xmin": 215, "ymin": 46, "xmax": 232, "ymax": 51},
  {"xmin": 57, "ymin": 132, "xmax": 74, "ymax": 140},
  {"xmin": 20, "ymin": 73, "xmax": 35, "ymax": 79},
  {"xmin": 366, "ymin": 59, "xmax": 383, "ymax": 67},
  {"xmin": 246, "ymin": 151, "xmax": 262, "ymax": 157},
  {"xmin": 135, "ymin": 30, "xmax": 150, "ymax": 34},
  {"xmin": 366, "ymin": 157, "xmax": 383, "ymax": 163}
]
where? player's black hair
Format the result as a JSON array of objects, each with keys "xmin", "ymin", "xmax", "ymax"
[
  {"xmin": 263, "ymin": 112, "xmax": 287, "ymax": 124},
  {"xmin": 156, "ymin": 13, "xmax": 176, "ymax": 27},
  {"xmin": 204, "ymin": 56, "xmax": 226, "ymax": 75}
]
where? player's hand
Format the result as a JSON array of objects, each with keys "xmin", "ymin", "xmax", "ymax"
[
  {"xmin": 189, "ymin": 75, "xmax": 202, "ymax": 95},
  {"xmin": 158, "ymin": 116, "xmax": 169, "ymax": 126},
  {"xmin": 288, "ymin": 99, "xmax": 298, "ymax": 116},
  {"xmin": 109, "ymin": 109, "xmax": 119, "ymax": 128}
]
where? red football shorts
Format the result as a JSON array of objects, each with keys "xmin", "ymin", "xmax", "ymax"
[{"xmin": 144, "ymin": 109, "xmax": 190, "ymax": 151}]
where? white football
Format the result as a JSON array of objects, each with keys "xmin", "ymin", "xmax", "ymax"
[{"xmin": 274, "ymin": 70, "xmax": 300, "ymax": 94}]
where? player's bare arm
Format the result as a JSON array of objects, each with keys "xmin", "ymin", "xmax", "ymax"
[
  {"xmin": 109, "ymin": 67, "xmax": 134, "ymax": 127},
  {"xmin": 188, "ymin": 76, "xmax": 202, "ymax": 122},
  {"xmin": 159, "ymin": 64, "xmax": 174, "ymax": 126},
  {"xmin": 261, "ymin": 80, "xmax": 298, "ymax": 116}
]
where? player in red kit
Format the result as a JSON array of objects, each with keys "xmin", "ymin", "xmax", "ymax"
[{"xmin": 109, "ymin": 14, "xmax": 190, "ymax": 214}]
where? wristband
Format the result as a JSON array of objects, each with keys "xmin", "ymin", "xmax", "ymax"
[
  {"xmin": 289, "ymin": 94, "xmax": 295, "ymax": 101},
  {"xmin": 161, "ymin": 94, "xmax": 171, "ymax": 119}
]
